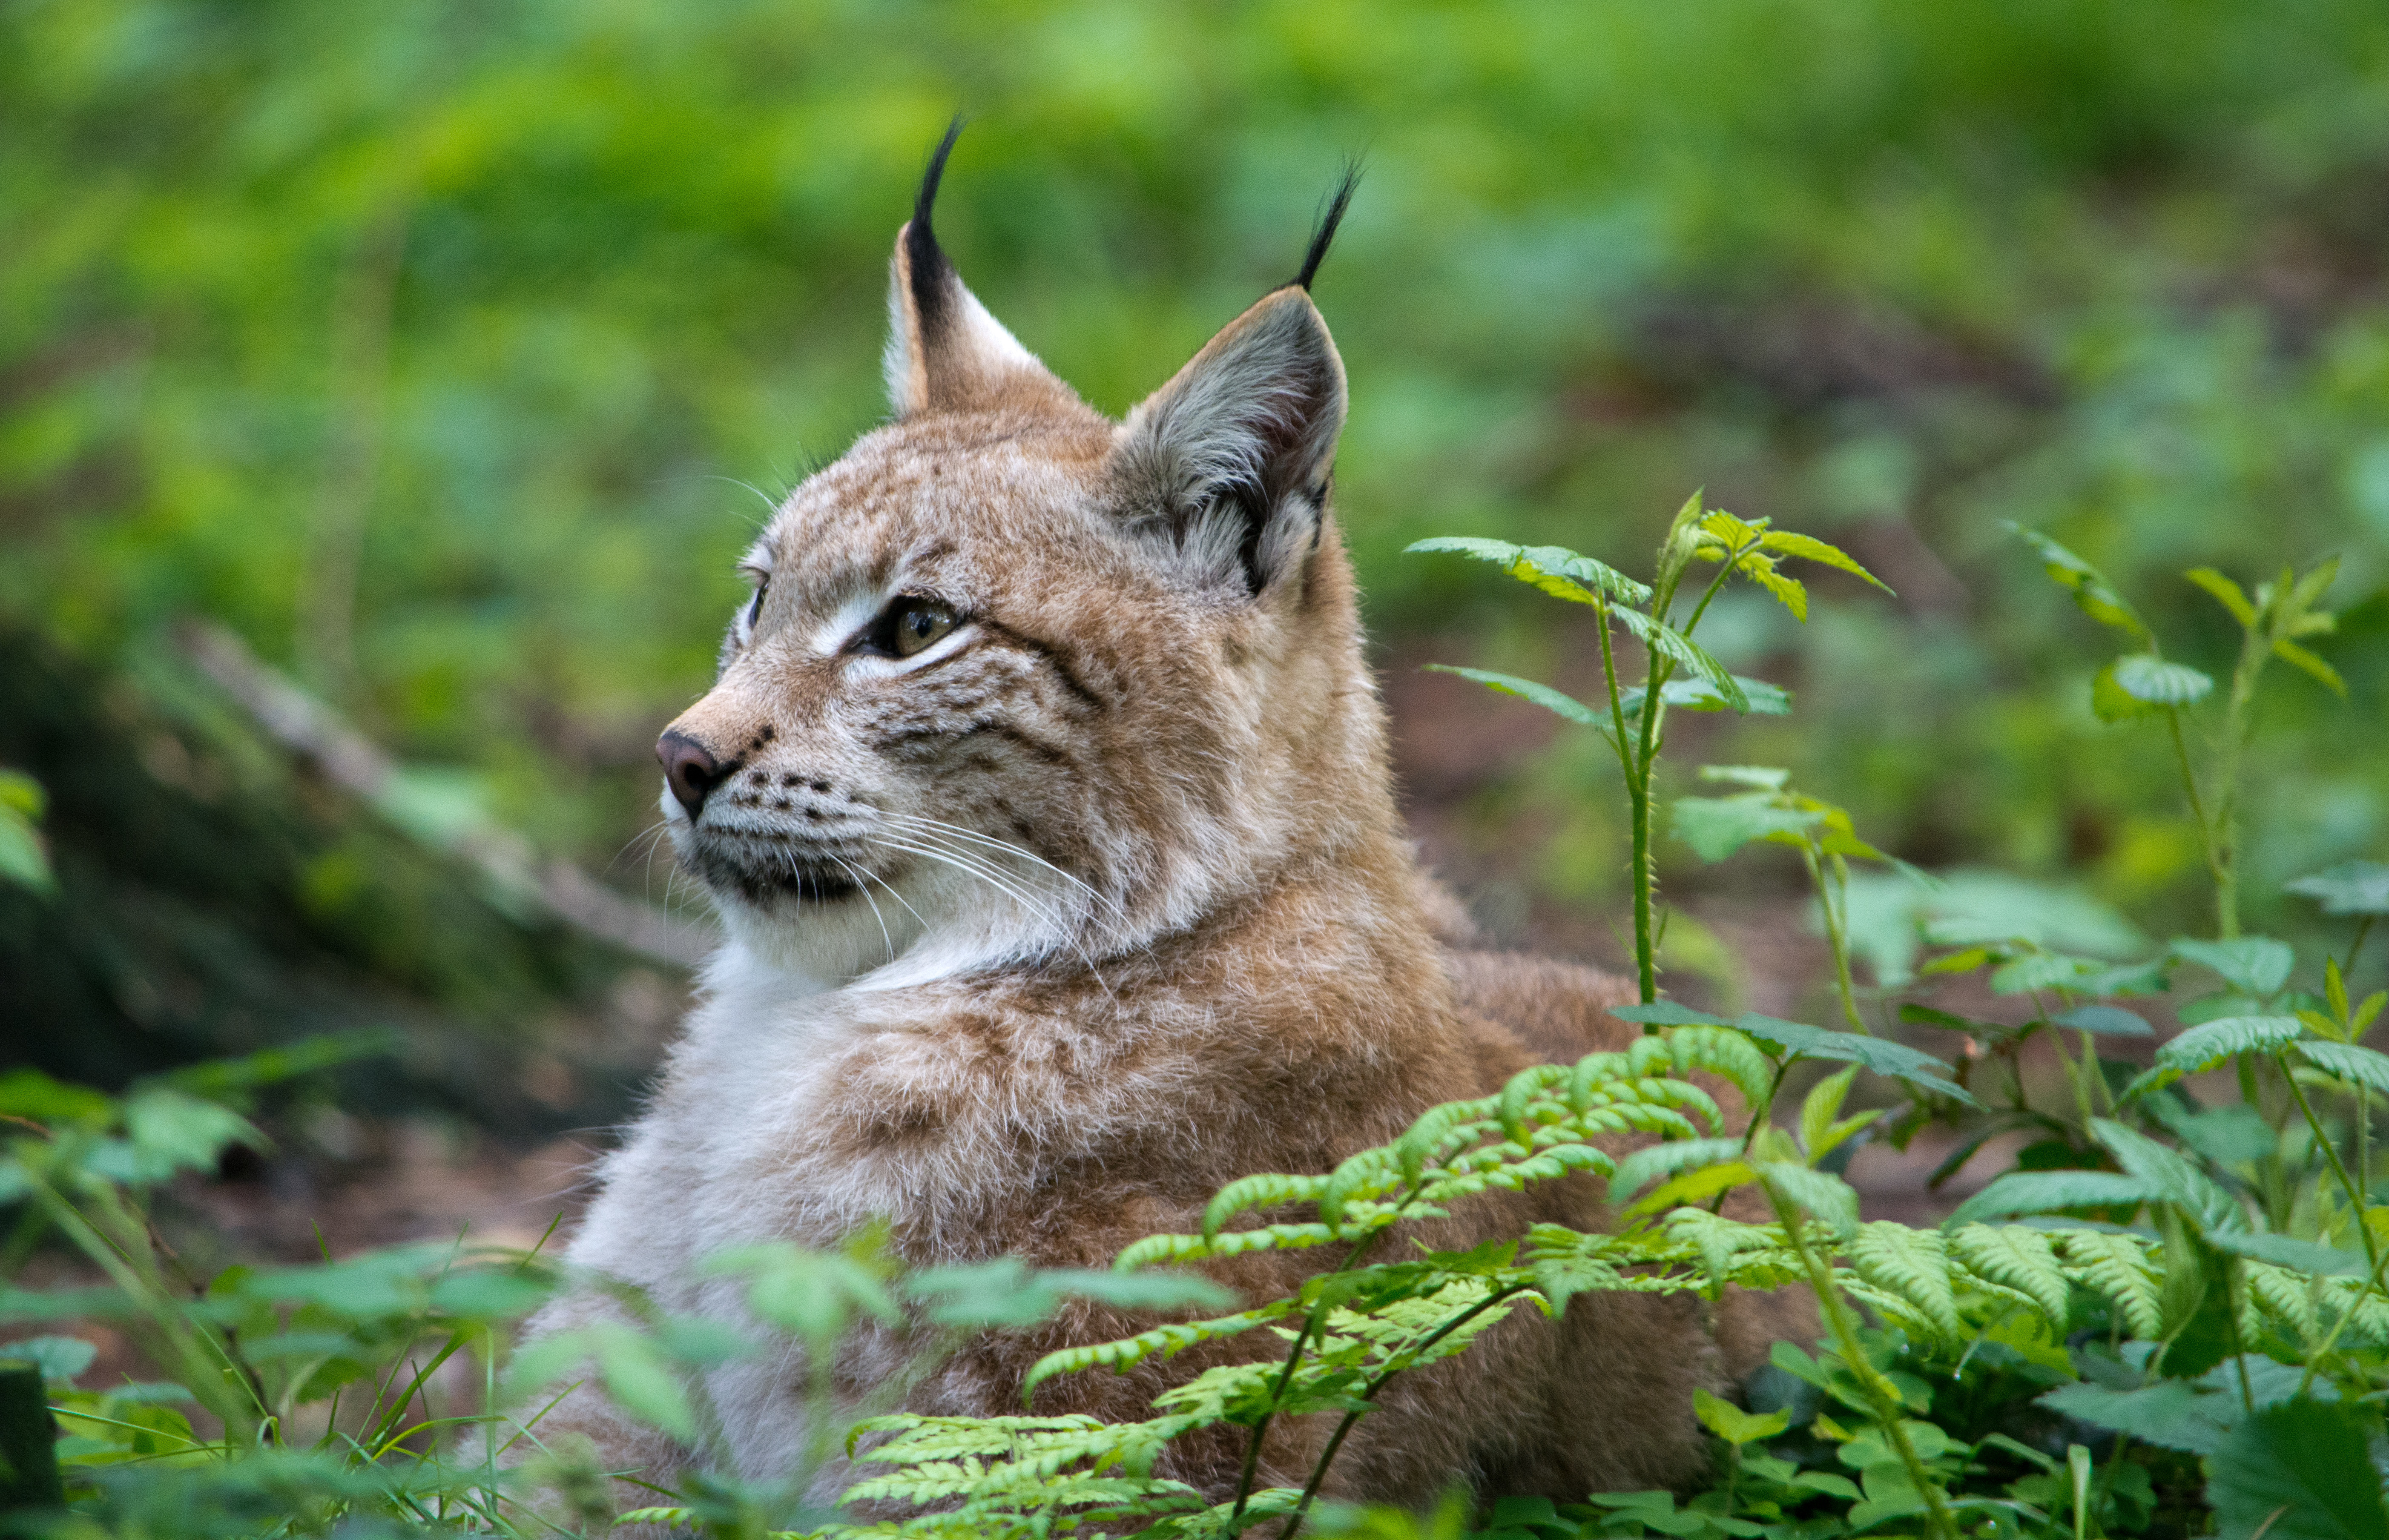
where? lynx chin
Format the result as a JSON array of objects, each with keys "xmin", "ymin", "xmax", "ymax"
[{"xmin": 522, "ymin": 125, "xmax": 1803, "ymax": 1511}]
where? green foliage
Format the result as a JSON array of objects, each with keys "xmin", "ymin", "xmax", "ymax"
[
  {"xmin": 0, "ymin": 769, "xmax": 55, "ymax": 897},
  {"xmin": 10, "ymin": 10, "xmax": 2389, "ymax": 1526}
]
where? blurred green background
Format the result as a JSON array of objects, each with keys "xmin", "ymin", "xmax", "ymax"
[{"xmin": 4, "ymin": 0, "xmax": 2386, "ymax": 1120}]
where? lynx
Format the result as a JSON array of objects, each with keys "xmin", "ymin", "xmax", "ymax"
[{"xmin": 523, "ymin": 128, "xmax": 1802, "ymax": 1514}]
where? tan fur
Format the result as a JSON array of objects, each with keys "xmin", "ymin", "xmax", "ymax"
[{"xmin": 520, "ymin": 191, "xmax": 1810, "ymax": 1516}]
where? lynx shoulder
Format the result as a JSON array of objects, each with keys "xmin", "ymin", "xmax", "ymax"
[{"xmin": 521, "ymin": 129, "xmax": 1802, "ymax": 1511}]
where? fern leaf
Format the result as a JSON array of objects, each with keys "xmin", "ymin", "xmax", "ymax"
[
  {"xmin": 1315, "ymin": 1149, "xmax": 1399, "ymax": 1232},
  {"xmin": 1567, "ymin": 1052, "xmax": 1633, "ymax": 1111},
  {"xmin": 1112, "ymin": 1224, "xmax": 1337, "ymax": 1271},
  {"xmin": 1626, "ymin": 1035, "xmax": 1676, "ymax": 1078},
  {"xmin": 1200, "ymin": 1173, "xmax": 1326, "ymax": 1242},
  {"xmin": 2320, "ymin": 1276, "xmax": 2389, "ymax": 1347},
  {"xmin": 1838, "ymin": 1275, "xmax": 1948, "ymax": 1347},
  {"xmin": 1949, "ymin": 1224, "xmax": 2070, "ymax": 1325},
  {"xmin": 1024, "ymin": 1304, "xmax": 1292, "ymax": 1394},
  {"xmin": 2056, "ymin": 1230, "xmax": 2162, "ymax": 1339},
  {"xmin": 1848, "ymin": 1222, "xmax": 1960, "ymax": 1340},
  {"xmin": 1665, "ymin": 1026, "xmax": 1776, "ymax": 1108},
  {"xmin": 1665, "ymin": 1208, "xmax": 1785, "ymax": 1287},
  {"xmin": 2243, "ymin": 1262, "xmax": 2317, "ymax": 1344},
  {"xmin": 1609, "ymin": 1137, "xmax": 1746, "ymax": 1204},
  {"xmin": 1497, "ymin": 1063, "xmax": 1571, "ymax": 1145},
  {"xmin": 1758, "ymin": 1162, "xmax": 1859, "ymax": 1237}
]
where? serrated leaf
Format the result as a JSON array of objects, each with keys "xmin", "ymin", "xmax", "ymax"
[
  {"xmin": 2171, "ymin": 937, "xmax": 2296, "ymax": 997},
  {"xmin": 2052, "ymin": 1004, "xmax": 2153, "ymax": 1036},
  {"xmin": 1671, "ymin": 796, "xmax": 1823, "ymax": 863},
  {"xmin": 2274, "ymin": 637, "xmax": 2347, "ymax": 696},
  {"xmin": 1757, "ymin": 530, "xmax": 1894, "ymax": 593},
  {"xmin": 1609, "ymin": 1138, "xmax": 1747, "ymax": 1203},
  {"xmin": 1734, "ymin": 552, "xmax": 1809, "ymax": 620},
  {"xmin": 2286, "ymin": 862, "xmax": 2389, "ymax": 916},
  {"xmin": 1731, "ymin": 1015, "xmax": 1978, "ymax": 1106},
  {"xmin": 1406, "ymin": 537, "xmax": 1654, "ymax": 605},
  {"xmin": 1945, "ymin": 1170, "xmax": 2154, "ymax": 1226},
  {"xmin": 1797, "ymin": 1066, "xmax": 1858, "ymax": 1161},
  {"xmin": 1950, "ymin": 1225, "xmax": 2070, "ymax": 1324},
  {"xmin": 1698, "ymin": 765, "xmax": 1790, "ymax": 790},
  {"xmin": 2056, "ymin": 1230, "xmax": 2164, "ymax": 1339},
  {"xmin": 2010, "ymin": 525, "xmax": 2148, "ymax": 640},
  {"xmin": 1620, "ymin": 675, "xmax": 1792, "ymax": 717},
  {"xmin": 1608, "ymin": 607, "xmax": 1747, "ymax": 710},
  {"xmin": 2109, "ymin": 654, "xmax": 2214, "ymax": 706},
  {"xmin": 2184, "ymin": 566, "xmax": 2259, "ymax": 628},
  {"xmin": 2199, "ymin": 1231, "xmax": 2364, "ymax": 1276},
  {"xmin": 2296, "ymin": 1040, "xmax": 2389, "ymax": 1098},
  {"xmin": 1424, "ymin": 666, "xmax": 1612, "ymax": 734},
  {"xmin": 2154, "ymin": 1015, "xmax": 2305, "ymax": 1077},
  {"xmin": 1694, "ymin": 1386, "xmax": 1790, "ymax": 1446},
  {"xmin": 1849, "ymin": 1222, "xmax": 1959, "ymax": 1339},
  {"xmin": 2091, "ymin": 1118, "xmax": 2247, "ymax": 1233},
  {"xmin": 1758, "ymin": 1162, "xmax": 1858, "ymax": 1236},
  {"xmin": 2093, "ymin": 662, "xmax": 2159, "ymax": 723},
  {"xmin": 2039, "ymin": 1380, "xmax": 2237, "ymax": 1455},
  {"xmin": 2206, "ymin": 1398, "xmax": 2388, "ymax": 1540}
]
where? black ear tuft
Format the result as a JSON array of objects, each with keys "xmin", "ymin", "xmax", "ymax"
[
  {"xmin": 907, "ymin": 118, "xmax": 967, "ymax": 337},
  {"xmin": 1292, "ymin": 161, "xmax": 1362, "ymax": 292}
]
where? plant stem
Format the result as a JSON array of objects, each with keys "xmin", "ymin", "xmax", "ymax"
[
  {"xmin": 1766, "ymin": 1187, "xmax": 1959, "ymax": 1540},
  {"xmin": 2210, "ymin": 619, "xmax": 2271, "ymax": 940},
  {"xmin": 2163, "ymin": 709, "xmax": 2230, "ymax": 939},
  {"xmin": 1275, "ymin": 1285, "xmax": 1530, "ymax": 1540},
  {"xmin": 1593, "ymin": 602, "xmax": 1657, "ymax": 1008},
  {"xmin": 2280, "ymin": 1059, "xmax": 2380, "ymax": 1278},
  {"xmin": 2298, "ymin": 1231, "xmax": 2389, "ymax": 1395},
  {"xmin": 1806, "ymin": 846, "xmax": 1867, "ymax": 1035},
  {"xmin": 2342, "ymin": 916, "xmax": 2377, "ymax": 984},
  {"xmin": 1230, "ymin": 1233, "xmax": 1381, "ymax": 1519}
]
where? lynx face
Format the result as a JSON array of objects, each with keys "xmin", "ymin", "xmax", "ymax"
[{"xmin": 660, "ymin": 142, "xmax": 1379, "ymax": 989}]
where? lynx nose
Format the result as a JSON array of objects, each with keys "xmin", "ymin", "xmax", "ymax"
[{"xmin": 658, "ymin": 731, "xmax": 725, "ymax": 817}]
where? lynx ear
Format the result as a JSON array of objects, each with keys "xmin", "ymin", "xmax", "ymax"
[
  {"xmin": 1111, "ymin": 287, "xmax": 1348, "ymax": 596},
  {"xmin": 884, "ymin": 122, "xmax": 1075, "ymax": 419}
]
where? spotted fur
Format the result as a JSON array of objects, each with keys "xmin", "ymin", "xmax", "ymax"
[{"xmin": 522, "ymin": 138, "xmax": 1808, "ymax": 1515}]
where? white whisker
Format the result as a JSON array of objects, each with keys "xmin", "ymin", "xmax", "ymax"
[{"xmin": 827, "ymin": 853, "xmax": 897, "ymax": 967}]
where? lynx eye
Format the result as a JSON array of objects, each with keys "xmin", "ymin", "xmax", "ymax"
[
  {"xmin": 738, "ymin": 566, "xmax": 770, "ymax": 634},
  {"xmin": 866, "ymin": 596, "xmax": 960, "ymax": 659}
]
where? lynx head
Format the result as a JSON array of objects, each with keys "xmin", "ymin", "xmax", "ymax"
[{"xmin": 660, "ymin": 129, "xmax": 1401, "ymax": 987}]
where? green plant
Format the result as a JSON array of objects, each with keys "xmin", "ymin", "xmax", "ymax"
[
  {"xmin": 7, "ymin": 508, "xmax": 2386, "ymax": 1540},
  {"xmin": 1410, "ymin": 501, "xmax": 1880, "ymax": 1005}
]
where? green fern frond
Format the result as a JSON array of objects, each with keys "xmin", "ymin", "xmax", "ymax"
[
  {"xmin": 1665, "ymin": 1208, "xmax": 1784, "ymax": 1287},
  {"xmin": 1849, "ymin": 1222, "xmax": 1960, "ymax": 1339},
  {"xmin": 1201, "ymin": 1173, "xmax": 1328, "ymax": 1242},
  {"xmin": 1498, "ymin": 1062, "xmax": 1573, "ymax": 1144},
  {"xmin": 2244, "ymin": 1260, "xmax": 2317, "ymax": 1342},
  {"xmin": 2055, "ymin": 1229, "xmax": 2162, "ymax": 1338},
  {"xmin": 1664, "ymin": 1025, "xmax": 1777, "ymax": 1107},
  {"xmin": 1950, "ymin": 1224, "xmax": 2070, "ymax": 1325},
  {"xmin": 1113, "ymin": 1224, "xmax": 1338, "ymax": 1271},
  {"xmin": 1024, "ymin": 1305, "xmax": 1292, "ymax": 1394},
  {"xmin": 2320, "ymin": 1276, "xmax": 2389, "ymax": 1346},
  {"xmin": 1838, "ymin": 1275, "xmax": 1951, "ymax": 1347}
]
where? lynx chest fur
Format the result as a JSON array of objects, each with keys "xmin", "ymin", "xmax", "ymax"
[{"xmin": 524, "ymin": 132, "xmax": 1796, "ymax": 1511}]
